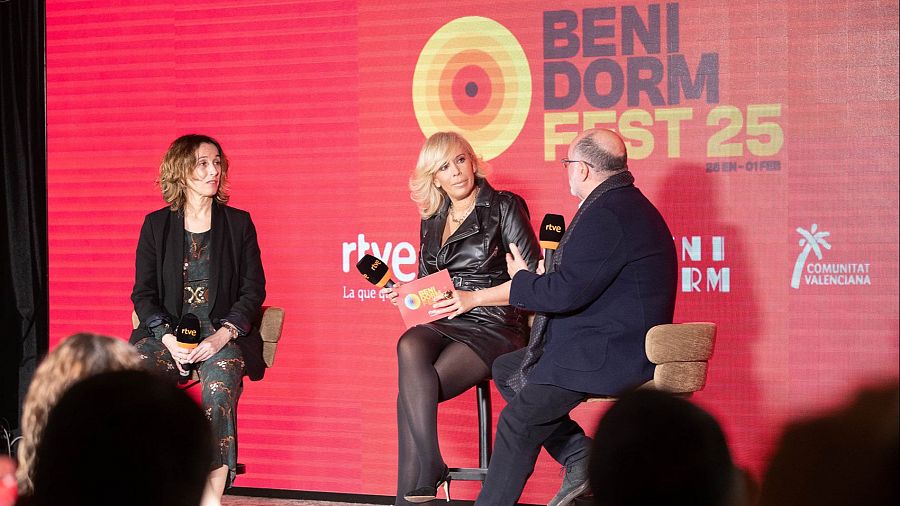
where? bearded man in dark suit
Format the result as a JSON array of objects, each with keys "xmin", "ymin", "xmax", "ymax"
[{"xmin": 437, "ymin": 129, "xmax": 678, "ymax": 506}]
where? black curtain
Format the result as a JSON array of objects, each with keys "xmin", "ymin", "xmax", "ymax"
[{"xmin": 0, "ymin": 0, "xmax": 48, "ymax": 450}]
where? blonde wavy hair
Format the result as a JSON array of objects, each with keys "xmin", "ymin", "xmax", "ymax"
[
  {"xmin": 158, "ymin": 134, "xmax": 230, "ymax": 211},
  {"xmin": 409, "ymin": 131, "xmax": 490, "ymax": 219},
  {"xmin": 16, "ymin": 333, "xmax": 142, "ymax": 495}
]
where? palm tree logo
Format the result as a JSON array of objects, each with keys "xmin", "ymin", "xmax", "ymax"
[{"xmin": 791, "ymin": 224, "xmax": 831, "ymax": 289}]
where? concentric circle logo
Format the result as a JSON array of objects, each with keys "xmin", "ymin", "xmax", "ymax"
[
  {"xmin": 404, "ymin": 294, "xmax": 422, "ymax": 310},
  {"xmin": 413, "ymin": 16, "xmax": 532, "ymax": 160}
]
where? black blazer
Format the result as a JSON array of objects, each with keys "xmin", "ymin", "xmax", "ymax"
[
  {"xmin": 130, "ymin": 202, "xmax": 268, "ymax": 380},
  {"xmin": 510, "ymin": 184, "xmax": 677, "ymax": 395}
]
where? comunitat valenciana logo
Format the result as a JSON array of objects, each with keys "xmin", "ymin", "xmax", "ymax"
[
  {"xmin": 413, "ymin": 16, "xmax": 532, "ymax": 160},
  {"xmin": 790, "ymin": 224, "xmax": 871, "ymax": 289}
]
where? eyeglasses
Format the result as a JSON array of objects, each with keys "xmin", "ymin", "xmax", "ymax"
[{"xmin": 561, "ymin": 158, "xmax": 594, "ymax": 169}]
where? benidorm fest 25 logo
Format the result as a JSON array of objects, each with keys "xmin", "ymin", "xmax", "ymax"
[{"xmin": 412, "ymin": 16, "xmax": 532, "ymax": 160}]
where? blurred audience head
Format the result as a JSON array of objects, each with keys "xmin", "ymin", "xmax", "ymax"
[
  {"xmin": 28, "ymin": 369, "xmax": 213, "ymax": 506},
  {"xmin": 759, "ymin": 381, "xmax": 899, "ymax": 506},
  {"xmin": 16, "ymin": 332, "xmax": 141, "ymax": 495},
  {"xmin": 590, "ymin": 388, "xmax": 742, "ymax": 506},
  {"xmin": 0, "ymin": 455, "xmax": 15, "ymax": 506}
]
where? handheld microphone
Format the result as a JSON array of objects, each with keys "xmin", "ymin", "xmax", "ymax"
[
  {"xmin": 539, "ymin": 214, "xmax": 566, "ymax": 273},
  {"xmin": 356, "ymin": 254, "xmax": 396, "ymax": 288},
  {"xmin": 175, "ymin": 313, "xmax": 201, "ymax": 382}
]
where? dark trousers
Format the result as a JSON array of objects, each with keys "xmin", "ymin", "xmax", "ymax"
[{"xmin": 475, "ymin": 348, "xmax": 591, "ymax": 506}]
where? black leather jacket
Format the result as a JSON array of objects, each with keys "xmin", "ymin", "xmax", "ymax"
[{"xmin": 418, "ymin": 179, "xmax": 540, "ymax": 330}]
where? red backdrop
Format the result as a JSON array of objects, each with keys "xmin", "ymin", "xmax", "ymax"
[{"xmin": 46, "ymin": 0, "xmax": 899, "ymax": 502}]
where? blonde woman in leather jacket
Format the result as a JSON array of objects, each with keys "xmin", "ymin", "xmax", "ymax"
[{"xmin": 381, "ymin": 132, "xmax": 540, "ymax": 504}]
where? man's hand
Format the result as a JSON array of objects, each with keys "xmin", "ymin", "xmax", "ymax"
[{"xmin": 506, "ymin": 243, "xmax": 530, "ymax": 278}]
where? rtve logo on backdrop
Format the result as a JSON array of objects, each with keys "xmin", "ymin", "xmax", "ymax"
[{"xmin": 411, "ymin": 4, "xmax": 720, "ymax": 161}]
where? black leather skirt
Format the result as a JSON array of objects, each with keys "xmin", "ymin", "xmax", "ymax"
[{"xmin": 420, "ymin": 305, "xmax": 530, "ymax": 368}]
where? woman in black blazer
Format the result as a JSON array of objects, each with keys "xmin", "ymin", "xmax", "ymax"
[
  {"xmin": 382, "ymin": 132, "xmax": 540, "ymax": 504},
  {"xmin": 130, "ymin": 134, "xmax": 265, "ymax": 499}
]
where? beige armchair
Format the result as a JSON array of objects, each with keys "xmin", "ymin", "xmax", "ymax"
[
  {"xmin": 587, "ymin": 322, "xmax": 716, "ymax": 402},
  {"xmin": 258, "ymin": 306, "xmax": 285, "ymax": 367}
]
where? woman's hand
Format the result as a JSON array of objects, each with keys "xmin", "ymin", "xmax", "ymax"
[
  {"xmin": 186, "ymin": 329, "xmax": 230, "ymax": 364},
  {"xmin": 160, "ymin": 333, "xmax": 190, "ymax": 375},
  {"xmin": 380, "ymin": 283, "xmax": 402, "ymax": 306},
  {"xmin": 429, "ymin": 290, "xmax": 477, "ymax": 320}
]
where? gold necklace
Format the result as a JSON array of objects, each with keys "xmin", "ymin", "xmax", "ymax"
[{"xmin": 449, "ymin": 187, "xmax": 479, "ymax": 224}]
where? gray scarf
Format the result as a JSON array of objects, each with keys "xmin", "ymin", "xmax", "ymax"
[{"xmin": 507, "ymin": 170, "xmax": 635, "ymax": 393}]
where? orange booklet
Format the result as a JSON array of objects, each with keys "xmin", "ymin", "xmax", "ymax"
[{"xmin": 395, "ymin": 269, "xmax": 455, "ymax": 328}]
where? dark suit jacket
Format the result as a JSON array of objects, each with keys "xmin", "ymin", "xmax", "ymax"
[
  {"xmin": 509, "ymin": 184, "xmax": 677, "ymax": 395},
  {"xmin": 130, "ymin": 202, "xmax": 268, "ymax": 380}
]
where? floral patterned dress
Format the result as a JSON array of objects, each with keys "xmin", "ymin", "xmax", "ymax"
[{"xmin": 135, "ymin": 229, "xmax": 245, "ymax": 486}]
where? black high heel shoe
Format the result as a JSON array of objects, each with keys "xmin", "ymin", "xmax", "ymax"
[{"xmin": 404, "ymin": 465, "xmax": 451, "ymax": 503}]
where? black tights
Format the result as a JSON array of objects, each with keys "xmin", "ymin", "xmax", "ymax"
[{"xmin": 395, "ymin": 326, "xmax": 490, "ymax": 505}]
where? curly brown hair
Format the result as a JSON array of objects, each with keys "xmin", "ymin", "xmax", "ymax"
[{"xmin": 158, "ymin": 134, "xmax": 230, "ymax": 210}]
